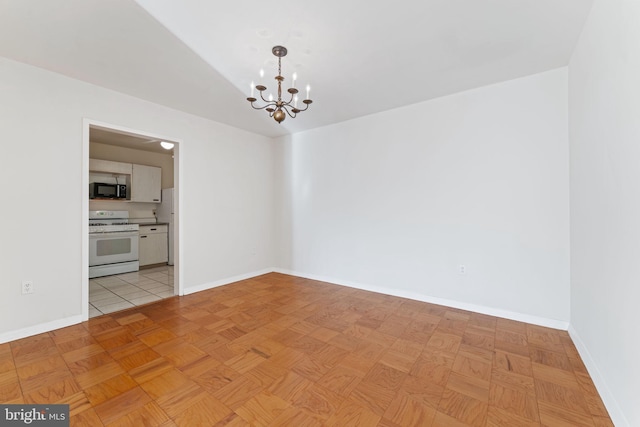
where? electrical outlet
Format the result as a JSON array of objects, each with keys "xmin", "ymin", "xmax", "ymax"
[
  {"xmin": 458, "ymin": 264, "xmax": 467, "ymax": 275},
  {"xmin": 21, "ymin": 280, "xmax": 34, "ymax": 294}
]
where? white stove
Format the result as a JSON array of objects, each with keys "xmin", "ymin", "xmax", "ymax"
[{"xmin": 89, "ymin": 211, "xmax": 140, "ymax": 278}]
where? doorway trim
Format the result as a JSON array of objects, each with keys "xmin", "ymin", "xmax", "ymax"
[{"xmin": 82, "ymin": 118, "xmax": 183, "ymax": 321}]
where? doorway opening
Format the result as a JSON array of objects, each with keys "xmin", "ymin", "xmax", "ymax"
[{"xmin": 82, "ymin": 120, "xmax": 181, "ymax": 320}]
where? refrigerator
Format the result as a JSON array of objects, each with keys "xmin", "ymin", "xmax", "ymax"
[{"xmin": 156, "ymin": 188, "xmax": 175, "ymax": 265}]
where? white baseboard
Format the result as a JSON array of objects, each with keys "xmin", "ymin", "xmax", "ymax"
[
  {"xmin": 568, "ymin": 326, "xmax": 629, "ymax": 427},
  {"xmin": 0, "ymin": 315, "xmax": 83, "ymax": 344},
  {"xmin": 273, "ymin": 268, "xmax": 570, "ymax": 330},
  {"xmin": 182, "ymin": 268, "xmax": 273, "ymax": 295}
]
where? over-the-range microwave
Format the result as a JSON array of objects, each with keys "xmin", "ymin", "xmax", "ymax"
[{"xmin": 89, "ymin": 182, "xmax": 127, "ymax": 199}]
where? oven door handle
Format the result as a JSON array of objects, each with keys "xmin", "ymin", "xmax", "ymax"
[{"xmin": 89, "ymin": 231, "xmax": 140, "ymax": 239}]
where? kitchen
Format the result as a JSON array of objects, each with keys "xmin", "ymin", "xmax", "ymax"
[{"xmin": 88, "ymin": 127, "xmax": 177, "ymax": 317}]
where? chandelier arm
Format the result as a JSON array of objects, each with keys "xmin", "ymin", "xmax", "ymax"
[
  {"xmin": 294, "ymin": 102, "xmax": 311, "ymax": 112},
  {"xmin": 283, "ymin": 107, "xmax": 297, "ymax": 119},
  {"xmin": 257, "ymin": 91, "xmax": 272, "ymax": 104},
  {"xmin": 282, "ymin": 91, "xmax": 296, "ymax": 106},
  {"xmin": 250, "ymin": 103, "xmax": 278, "ymax": 111}
]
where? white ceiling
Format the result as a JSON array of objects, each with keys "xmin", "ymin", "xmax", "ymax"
[{"xmin": 0, "ymin": 0, "xmax": 593, "ymax": 138}]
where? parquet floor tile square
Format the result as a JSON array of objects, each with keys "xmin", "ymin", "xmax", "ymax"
[
  {"xmin": 171, "ymin": 393, "xmax": 231, "ymax": 426},
  {"xmin": 244, "ymin": 360, "xmax": 288, "ymax": 388},
  {"xmin": 489, "ymin": 382, "xmax": 539, "ymax": 422},
  {"xmin": 93, "ymin": 386, "xmax": 151, "ymax": 425},
  {"xmin": 235, "ymin": 390, "xmax": 290, "ymax": 425},
  {"xmin": 426, "ymin": 331, "xmax": 463, "ymax": 353},
  {"xmin": 399, "ymin": 373, "xmax": 443, "ymax": 409},
  {"xmin": 84, "ymin": 373, "xmax": 138, "ymax": 406},
  {"xmin": 349, "ymin": 379, "xmax": 397, "ymax": 416},
  {"xmin": 537, "ymin": 399, "xmax": 595, "ymax": 426},
  {"xmin": 452, "ymin": 354, "xmax": 492, "ymax": 382},
  {"xmin": 316, "ymin": 364, "xmax": 362, "ymax": 397},
  {"xmin": 491, "ymin": 368, "xmax": 536, "ymax": 395},
  {"xmin": 439, "ymin": 387, "xmax": 489, "ymax": 426},
  {"xmin": 383, "ymin": 392, "xmax": 437, "ymax": 426},
  {"xmin": 212, "ymin": 374, "xmax": 263, "ymax": 409},
  {"xmin": 534, "ymin": 377, "xmax": 590, "ymax": 414},
  {"xmin": 0, "ymin": 272, "xmax": 613, "ymax": 426},
  {"xmin": 379, "ymin": 348, "xmax": 416, "ymax": 374},
  {"xmin": 70, "ymin": 408, "xmax": 104, "ymax": 427},
  {"xmin": 326, "ymin": 399, "xmax": 382, "ymax": 426},
  {"xmin": 127, "ymin": 357, "xmax": 173, "ymax": 384},
  {"xmin": 63, "ymin": 390, "xmax": 92, "ymax": 416},
  {"xmin": 410, "ymin": 355, "xmax": 452, "ymax": 386},
  {"xmin": 364, "ymin": 362, "xmax": 407, "ymax": 392},
  {"xmin": 24, "ymin": 375, "xmax": 82, "ymax": 404},
  {"xmin": 268, "ymin": 370, "xmax": 311, "ymax": 404},
  {"xmin": 494, "ymin": 349, "xmax": 533, "ymax": 376},
  {"xmin": 292, "ymin": 383, "xmax": 342, "ymax": 420},
  {"xmin": 446, "ymin": 371, "xmax": 490, "ymax": 402},
  {"xmin": 271, "ymin": 406, "xmax": 324, "ymax": 426},
  {"xmin": 486, "ymin": 405, "xmax": 540, "ymax": 427},
  {"xmin": 0, "ymin": 371, "xmax": 22, "ymax": 402},
  {"xmin": 107, "ymin": 401, "xmax": 169, "ymax": 427},
  {"xmin": 156, "ymin": 387, "xmax": 209, "ymax": 420}
]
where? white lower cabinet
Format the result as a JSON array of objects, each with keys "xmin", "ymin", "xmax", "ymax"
[{"xmin": 139, "ymin": 224, "xmax": 168, "ymax": 266}]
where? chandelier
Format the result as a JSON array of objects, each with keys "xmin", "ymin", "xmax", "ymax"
[{"xmin": 247, "ymin": 46, "xmax": 313, "ymax": 123}]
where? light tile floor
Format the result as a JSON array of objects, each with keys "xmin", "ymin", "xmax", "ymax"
[{"xmin": 89, "ymin": 265, "xmax": 175, "ymax": 318}]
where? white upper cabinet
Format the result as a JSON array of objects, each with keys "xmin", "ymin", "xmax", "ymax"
[
  {"xmin": 131, "ymin": 164, "xmax": 161, "ymax": 203},
  {"xmin": 89, "ymin": 159, "xmax": 162, "ymax": 203},
  {"xmin": 89, "ymin": 158, "xmax": 132, "ymax": 175}
]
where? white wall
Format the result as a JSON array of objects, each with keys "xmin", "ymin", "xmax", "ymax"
[
  {"xmin": 277, "ymin": 68, "xmax": 570, "ymax": 325},
  {"xmin": 569, "ymin": 0, "xmax": 640, "ymax": 425},
  {"xmin": 0, "ymin": 57, "xmax": 275, "ymax": 340}
]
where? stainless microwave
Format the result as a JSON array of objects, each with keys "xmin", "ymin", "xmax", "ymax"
[{"xmin": 89, "ymin": 182, "xmax": 127, "ymax": 199}]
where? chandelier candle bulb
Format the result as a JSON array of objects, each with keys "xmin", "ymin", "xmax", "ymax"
[
  {"xmin": 250, "ymin": 82, "xmax": 254, "ymax": 98},
  {"xmin": 292, "ymin": 72, "xmax": 297, "ymax": 88},
  {"xmin": 306, "ymin": 85, "xmax": 310, "ymax": 99}
]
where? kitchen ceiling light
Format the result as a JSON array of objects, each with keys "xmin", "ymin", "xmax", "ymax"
[
  {"xmin": 160, "ymin": 141, "xmax": 174, "ymax": 150},
  {"xmin": 247, "ymin": 46, "xmax": 313, "ymax": 123}
]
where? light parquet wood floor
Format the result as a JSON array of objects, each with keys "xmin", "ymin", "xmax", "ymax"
[{"xmin": 0, "ymin": 273, "xmax": 613, "ymax": 426}]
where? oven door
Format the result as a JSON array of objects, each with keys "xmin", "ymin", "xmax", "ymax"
[{"xmin": 89, "ymin": 231, "xmax": 139, "ymax": 266}]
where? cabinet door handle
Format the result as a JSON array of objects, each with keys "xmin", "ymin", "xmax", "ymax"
[
  {"xmin": 140, "ymin": 235, "xmax": 147, "ymax": 238},
  {"xmin": 150, "ymin": 228, "xmax": 157, "ymax": 231},
  {"xmin": 153, "ymin": 199, "xmax": 160, "ymax": 201}
]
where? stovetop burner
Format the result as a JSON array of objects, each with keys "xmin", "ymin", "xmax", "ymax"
[{"xmin": 89, "ymin": 210, "xmax": 139, "ymax": 234}]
